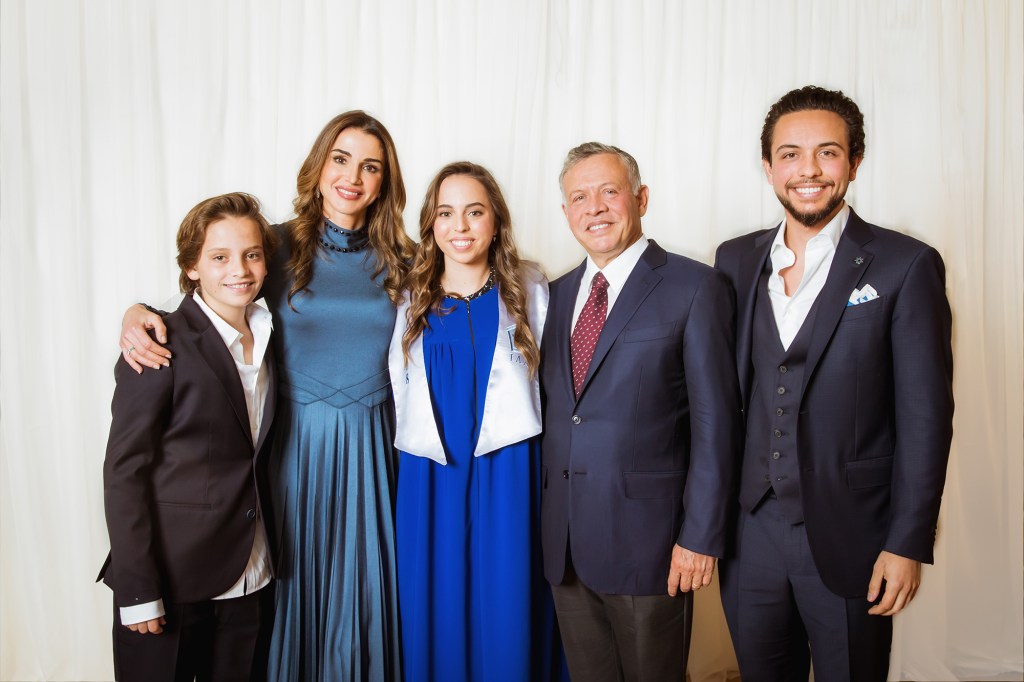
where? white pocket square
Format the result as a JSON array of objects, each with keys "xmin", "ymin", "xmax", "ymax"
[{"xmin": 848, "ymin": 284, "xmax": 879, "ymax": 306}]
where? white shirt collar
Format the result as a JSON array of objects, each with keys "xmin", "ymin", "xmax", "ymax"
[
  {"xmin": 582, "ymin": 234, "xmax": 649, "ymax": 294},
  {"xmin": 191, "ymin": 292, "xmax": 273, "ymax": 359},
  {"xmin": 770, "ymin": 203, "xmax": 850, "ymax": 261}
]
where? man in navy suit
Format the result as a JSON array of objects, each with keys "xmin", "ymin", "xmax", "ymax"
[
  {"xmin": 716, "ymin": 86, "xmax": 954, "ymax": 680},
  {"xmin": 540, "ymin": 142, "xmax": 741, "ymax": 680}
]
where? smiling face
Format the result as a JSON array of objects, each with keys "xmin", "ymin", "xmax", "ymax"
[
  {"xmin": 318, "ymin": 127, "xmax": 385, "ymax": 229},
  {"xmin": 764, "ymin": 109, "xmax": 861, "ymax": 231},
  {"xmin": 561, "ymin": 153, "xmax": 648, "ymax": 268},
  {"xmin": 186, "ymin": 215, "xmax": 268, "ymax": 322},
  {"xmin": 431, "ymin": 174, "xmax": 496, "ymax": 272}
]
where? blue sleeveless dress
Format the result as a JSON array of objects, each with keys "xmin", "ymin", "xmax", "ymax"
[
  {"xmin": 396, "ymin": 286, "xmax": 561, "ymax": 681},
  {"xmin": 264, "ymin": 222, "xmax": 401, "ymax": 681}
]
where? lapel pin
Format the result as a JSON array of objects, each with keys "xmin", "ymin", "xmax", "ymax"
[{"xmin": 854, "ymin": 256, "xmax": 864, "ymax": 266}]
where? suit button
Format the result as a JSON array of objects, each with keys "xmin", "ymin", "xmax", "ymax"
[
  {"xmin": 779, "ymin": 365, "xmax": 788, "ymax": 373},
  {"xmin": 246, "ymin": 509, "xmax": 256, "ymax": 519},
  {"xmin": 777, "ymin": 386, "xmax": 786, "ymax": 395},
  {"xmin": 776, "ymin": 408, "xmax": 784, "ymax": 416},
  {"xmin": 572, "ymin": 415, "xmax": 581, "ymax": 424},
  {"xmin": 562, "ymin": 470, "xmax": 569, "ymax": 479},
  {"xmin": 774, "ymin": 429, "xmax": 782, "ymax": 437},
  {"xmin": 772, "ymin": 451, "xmax": 781, "ymax": 460},
  {"xmin": 763, "ymin": 474, "xmax": 770, "ymax": 482}
]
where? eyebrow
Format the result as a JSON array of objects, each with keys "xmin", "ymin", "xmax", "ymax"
[
  {"xmin": 775, "ymin": 141, "xmax": 844, "ymax": 153},
  {"xmin": 331, "ymin": 148, "xmax": 383, "ymax": 164},
  {"xmin": 204, "ymin": 245, "xmax": 265, "ymax": 252},
  {"xmin": 438, "ymin": 202, "xmax": 486, "ymax": 210}
]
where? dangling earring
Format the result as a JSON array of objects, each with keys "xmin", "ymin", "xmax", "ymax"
[{"xmin": 314, "ymin": 188, "xmax": 322, "ymax": 200}]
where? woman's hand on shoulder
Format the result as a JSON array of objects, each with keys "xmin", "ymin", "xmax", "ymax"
[{"xmin": 121, "ymin": 304, "xmax": 172, "ymax": 373}]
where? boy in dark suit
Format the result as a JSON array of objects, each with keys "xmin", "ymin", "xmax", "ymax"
[{"xmin": 99, "ymin": 192, "xmax": 280, "ymax": 682}]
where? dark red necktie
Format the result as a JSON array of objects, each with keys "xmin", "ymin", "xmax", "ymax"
[{"xmin": 571, "ymin": 272, "xmax": 609, "ymax": 398}]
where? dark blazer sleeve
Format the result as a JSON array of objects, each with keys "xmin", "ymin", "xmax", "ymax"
[
  {"xmin": 885, "ymin": 246, "xmax": 953, "ymax": 563},
  {"xmin": 103, "ymin": 352, "xmax": 173, "ymax": 607},
  {"xmin": 677, "ymin": 269, "xmax": 742, "ymax": 556}
]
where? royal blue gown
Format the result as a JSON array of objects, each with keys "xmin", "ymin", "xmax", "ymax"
[
  {"xmin": 264, "ymin": 222, "xmax": 401, "ymax": 682},
  {"xmin": 396, "ymin": 285, "xmax": 560, "ymax": 681}
]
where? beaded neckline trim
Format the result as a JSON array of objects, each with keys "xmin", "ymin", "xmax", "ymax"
[{"xmin": 441, "ymin": 267, "xmax": 496, "ymax": 302}]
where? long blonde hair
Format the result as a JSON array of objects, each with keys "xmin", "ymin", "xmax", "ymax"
[
  {"xmin": 402, "ymin": 162, "xmax": 540, "ymax": 374},
  {"xmin": 286, "ymin": 111, "xmax": 414, "ymax": 308}
]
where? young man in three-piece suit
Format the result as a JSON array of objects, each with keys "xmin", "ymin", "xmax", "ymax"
[
  {"xmin": 540, "ymin": 142, "xmax": 742, "ymax": 680},
  {"xmin": 716, "ymin": 86, "xmax": 954, "ymax": 681},
  {"xmin": 99, "ymin": 193, "xmax": 279, "ymax": 682}
]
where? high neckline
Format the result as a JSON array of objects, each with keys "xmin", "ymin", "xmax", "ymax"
[{"xmin": 320, "ymin": 218, "xmax": 370, "ymax": 253}]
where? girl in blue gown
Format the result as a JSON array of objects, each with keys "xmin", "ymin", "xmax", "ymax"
[{"xmin": 389, "ymin": 162, "xmax": 563, "ymax": 681}]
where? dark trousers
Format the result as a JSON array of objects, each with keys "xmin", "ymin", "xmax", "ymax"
[
  {"xmin": 550, "ymin": 566, "xmax": 693, "ymax": 682},
  {"xmin": 720, "ymin": 496, "xmax": 892, "ymax": 682},
  {"xmin": 112, "ymin": 587, "xmax": 273, "ymax": 682}
]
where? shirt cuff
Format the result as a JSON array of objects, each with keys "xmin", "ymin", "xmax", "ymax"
[{"xmin": 119, "ymin": 598, "xmax": 165, "ymax": 626}]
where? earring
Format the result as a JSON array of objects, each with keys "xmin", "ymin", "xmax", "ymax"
[{"xmin": 314, "ymin": 188, "xmax": 321, "ymax": 200}]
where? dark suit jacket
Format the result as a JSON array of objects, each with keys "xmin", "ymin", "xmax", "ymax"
[
  {"xmin": 715, "ymin": 209, "xmax": 954, "ymax": 597},
  {"xmin": 99, "ymin": 295, "xmax": 277, "ymax": 608},
  {"xmin": 540, "ymin": 240, "xmax": 741, "ymax": 595}
]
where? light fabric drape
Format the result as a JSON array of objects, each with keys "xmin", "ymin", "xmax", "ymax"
[{"xmin": 1, "ymin": 1, "xmax": 1021, "ymax": 680}]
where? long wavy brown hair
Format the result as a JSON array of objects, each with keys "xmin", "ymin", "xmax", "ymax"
[
  {"xmin": 286, "ymin": 110, "xmax": 414, "ymax": 308},
  {"xmin": 402, "ymin": 162, "xmax": 540, "ymax": 374}
]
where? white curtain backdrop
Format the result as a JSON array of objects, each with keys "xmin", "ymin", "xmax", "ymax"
[{"xmin": 1, "ymin": 0, "xmax": 1021, "ymax": 679}]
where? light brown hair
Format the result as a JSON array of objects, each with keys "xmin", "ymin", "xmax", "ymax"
[
  {"xmin": 176, "ymin": 192, "xmax": 278, "ymax": 294},
  {"xmin": 287, "ymin": 110, "xmax": 414, "ymax": 308},
  {"xmin": 402, "ymin": 162, "xmax": 540, "ymax": 374}
]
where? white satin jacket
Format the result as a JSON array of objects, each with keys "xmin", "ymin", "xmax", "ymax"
[{"xmin": 389, "ymin": 263, "xmax": 549, "ymax": 465}]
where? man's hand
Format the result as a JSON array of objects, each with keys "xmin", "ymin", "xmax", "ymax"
[
  {"xmin": 121, "ymin": 304, "xmax": 171, "ymax": 373},
  {"xmin": 866, "ymin": 550, "xmax": 921, "ymax": 616},
  {"xmin": 667, "ymin": 544, "xmax": 716, "ymax": 596},
  {"xmin": 127, "ymin": 616, "xmax": 166, "ymax": 634}
]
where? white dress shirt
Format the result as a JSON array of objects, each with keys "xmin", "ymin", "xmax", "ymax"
[
  {"xmin": 571, "ymin": 235, "xmax": 650, "ymax": 328},
  {"xmin": 119, "ymin": 293, "xmax": 273, "ymax": 626},
  {"xmin": 767, "ymin": 204, "xmax": 850, "ymax": 350}
]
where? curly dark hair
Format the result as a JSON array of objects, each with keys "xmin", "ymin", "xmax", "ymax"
[{"xmin": 761, "ymin": 85, "xmax": 865, "ymax": 164}]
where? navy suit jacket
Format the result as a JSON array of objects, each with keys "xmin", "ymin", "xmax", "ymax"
[
  {"xmin": 540, "ymin": 240, "xmax": 741, "ymax": 596},
  {"xmin": 99, "ymin": 295, "xmax": 277, "ymax": 607},
  {"xmin": 715, "ymin": 209, "xmax": 954, "ymax": 597}
]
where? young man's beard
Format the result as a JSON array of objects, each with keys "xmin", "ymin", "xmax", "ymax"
[{"xmin": 777, "ymin": 193, "xmax": 845, "ymax": 229}]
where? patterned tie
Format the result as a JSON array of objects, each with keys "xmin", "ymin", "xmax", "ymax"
[{"xmin": 571, "ymin": 272, "xmax": 609, "ymax": 398}]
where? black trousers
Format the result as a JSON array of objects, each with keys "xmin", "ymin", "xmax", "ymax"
[
  {"xmin": 550, "ymin": 566, "xmax": 693, "ymax": 682},
  {"xmin": 112, "ymin": 587, "xmax": 274, "ymax": 682},
  {"xmin": 720, "ymin": 496, "xmax": 892, "ymax": 682}
]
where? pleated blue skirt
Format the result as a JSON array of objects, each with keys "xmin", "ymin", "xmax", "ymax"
[{"xmin": 267, "ymin": 374, "xmax": 401, "ymax": 682}]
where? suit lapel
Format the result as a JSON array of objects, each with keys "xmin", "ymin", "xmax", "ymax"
[
  {"xmin": 802, "ymin": 210, "xmax": 875, "ymax": 394},
  {"xmin": 576, "ymin": 242, "xmax": 664, "ymax": 403},
  {"xmin": 736, "ymin": 229, "xmax": 776, "ymax": 405},
  {"xmin": 180, "ymin": 297, "xmax": 253, "ymax": 444}
]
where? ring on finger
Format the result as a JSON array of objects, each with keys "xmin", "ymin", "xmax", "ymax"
[{"xmin": 126, "ymin": 346, "xmax": 135, "ymax": 355}]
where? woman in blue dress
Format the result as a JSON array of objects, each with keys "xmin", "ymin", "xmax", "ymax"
[
  {"xmin": 389, "ymin": 162, "xmax": 561, "ymax": 681},
  {"xmin": 118, "ymin": 111, "xmax": 414, "ymax": 681}
]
